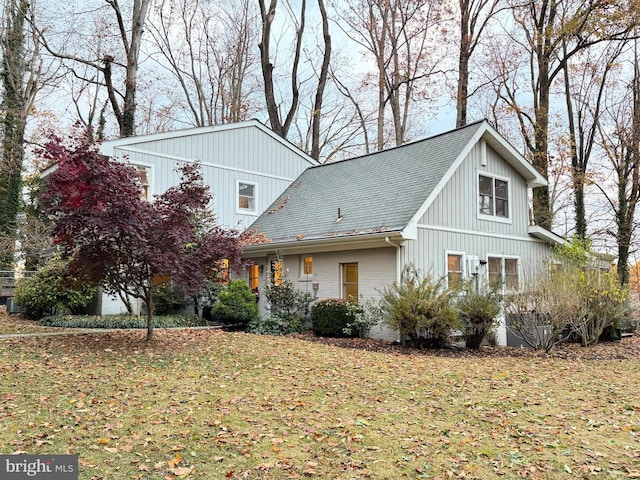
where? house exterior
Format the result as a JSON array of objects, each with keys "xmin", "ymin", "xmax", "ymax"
[
  {"xmin": 74, "ymin": 120, "xmax": 317, "ymax": 315},
  {"xmin": 242, "ymin": 120, "xmax": 565, "ymax": 344},
  {"xmin": 99, "ymin": 119, "xmax": 318, "ymax": 230}
]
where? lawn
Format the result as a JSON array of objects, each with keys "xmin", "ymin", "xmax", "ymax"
[{"xmin": 1, "ymin": 317, "xmax": 639, "ymax": 479}]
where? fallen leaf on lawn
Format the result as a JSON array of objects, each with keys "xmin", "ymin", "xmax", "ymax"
[{"xmin": 169, "ymin": 466, "xmax": 192, "ymax": 476}]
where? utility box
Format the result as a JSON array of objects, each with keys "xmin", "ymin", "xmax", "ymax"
[
  {"xmin": 6, "ymin": 297, "xmax": 25, "ymax": 314},
  {"xmin": 466, "ymin": 255, "xmax": 480, "ymax": 274}
]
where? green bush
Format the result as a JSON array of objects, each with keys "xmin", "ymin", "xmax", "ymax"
[
  {"xmin": 379, "ymin": 265, "xmax": 460, "ymax": 348},
  {"xmin": 246, "ymin": 314, "xmax": 307, "ymax": 336},
  {"xmin": 456, "ymin": 282, "xmax": 502, "ymax": 350},
  {"xmin": 264, "ymin": 276, "xmax": 315, "ymax": 323},
  {"xmin": 152, "ymin": 282, "xmax": 190, "ymax": 315},
  {"xmin": 211, "ymin": 279, "xmax": 259, "ymax": 328},
  {"xmin": 342, "ymin": 297, "xmax": 381, "ymax": 338},
  {"xmin": 310, "ymin": 298, "xmax": 362, "ymax": 338},
  {"xmin": 39, "ymin": 314, "xmax": 207, "ymax": 329},
  {"xmin": 14, "ymin": 256, "xmax": 97, "ymax": 319}
]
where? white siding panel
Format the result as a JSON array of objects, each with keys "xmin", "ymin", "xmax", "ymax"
[
  {"xmin": 422, "ymin": 143, "xmax": 532, "ymax": 238},
  {"xmin": 110, "ymin": 124, "xmax": 312, "ymax": 231}
]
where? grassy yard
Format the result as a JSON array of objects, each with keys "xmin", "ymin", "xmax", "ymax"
[{"xmin": 0, "ymin": 318, "xmax": 639, "ymax": 479}]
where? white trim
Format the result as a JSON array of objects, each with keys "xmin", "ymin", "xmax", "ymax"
[
  {"xmin": 130, "ymin": 161, "xmax": 153, "ymax": 199},
  {"xmin": 477, "ymin": 171, "xmax": 512, "ymax": 224},
  {"xmin": 528, "ymin": 225, "xmax": 566, "ymax": 245},
  {"xmin": 405, "ymin": 121, "xmax": 546, "ymax": 230},
  {"xmin": 111, "ymin": 146, "xmax": 298, "ymax": 183},
  {"xmin": 99, "ymin": 119, "xmax": 318, "ymax": 166},
  {"xmin": 445, "ymin": 249, "xmax": 466, "ymax": 288},
  {"xmin": 486, "ymin": 254, "xmax": 521, "ymax": 293},
  {"xmin": 417, "ymin": 223, "xmax": 551, "ymax": 243},
  {"xmin": 236, "ymin": 179, "xmax": 258, "ymax": 215}
]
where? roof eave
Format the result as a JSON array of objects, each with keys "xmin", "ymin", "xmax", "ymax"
[
  {"xmin": 242, "ymin": 230, "xmax": 405, "ymax": 257},
  {"xmin": 528, "ymin": 225, "xmax": 566, "ymax": 245}
]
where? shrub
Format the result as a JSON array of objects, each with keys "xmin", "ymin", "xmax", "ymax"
[
  {"xmin": 211, "ymin": 279, "xmax": 258, "ymax": 328},
  {"xmin": 571, "ymin": 270, "xmax": 628, "ymax": 346},
  {"xmin": 342, "ymin": 297, "xmax": 381, "ymax": 338},
  {"xmin": 246, "ymin": 314, "xmax": 307, "ymax": 336},
  {"xmin": 39, "ymin": 314, "xmax": 206, "ymax": 329},
  {"xmin": 152, "ymin": 282, "xmax": 190, "ymax": 315},
  {"xmin": 311, "ymin": 298, "xmax": 362, "ymax": 338},
  {"xmin": 199, "ymin": 279, "xmax": 225, "ymax": 321},
  {"xmin": 263, "ymin": 275, "xmax": 315, "ymax": 323},
  {"xmin": 379, "ymin": 265, "xmax": 459, "ymax": 348},
  {"xmin": 456, "ymin": 282, "xmax": 502, "ymax": 349},
  {"xmin": 14, "ymin": 256, "xmax": 97, "ymax": 319}
]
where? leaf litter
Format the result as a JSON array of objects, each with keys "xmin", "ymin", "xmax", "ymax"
[{"xmin": 0, "ymin": 317, "xmax": 639, "ymax": 479}]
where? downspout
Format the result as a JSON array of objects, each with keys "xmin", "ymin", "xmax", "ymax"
[
  {"xmin": 385, "ymin": 236, "xmax": 404, "ymax": 345},
  {"xmin": 385, "ymin": 236, "xmax": 402, "ymax": 283}
]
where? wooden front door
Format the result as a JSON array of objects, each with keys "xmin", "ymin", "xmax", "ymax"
[{"xmin": 342, "ymin": 263, "xmax": 358, "ymax": 301}]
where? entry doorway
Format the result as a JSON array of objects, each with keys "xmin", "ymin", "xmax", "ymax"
[{"xmin": 342, "ymin": 263, "xmax": 358, "ymax": 301}]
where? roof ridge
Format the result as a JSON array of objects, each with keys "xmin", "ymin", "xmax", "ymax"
[{"xmin": 312, "ymin": 118, "xmax": 487, "ymax": 168}]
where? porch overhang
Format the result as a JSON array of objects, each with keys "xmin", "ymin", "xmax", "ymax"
[{"xmin": 242, "ymin": 231, "xmax": 406, "ymax": 258}]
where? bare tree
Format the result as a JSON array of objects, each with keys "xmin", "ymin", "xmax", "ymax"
[
  {"xmin": 34, "ymin": 0, "xmax": 151, "ymax": 137},
  {"xmin": 456, "ymin": 0, "xmax": 505, "ymax": 127},
  {"xmin": 334, "ymin": 0, "xmax": 448, "ymax": 150},
  {"xmin": 490, "ymin": 0, "xmax": 638, "ymax": 230},
  {"xmin": 562, "ymin": 41, "xmax": 627, "ymax": 240},
  {"xmin": 146, "ymin": 0, "xmax": 260, "ymax": 127},
  {"xmin": 258, "ymin": 0, "xmax": 332, "ymax": 162},
  {"xmin": 595, "ymin": 43, "xmax": 640, "ymax": 286}
]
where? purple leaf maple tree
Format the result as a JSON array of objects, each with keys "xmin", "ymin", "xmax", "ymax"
[{"xmin": 41, "ymin": 129, "xmax": 243, "ymax": 340}]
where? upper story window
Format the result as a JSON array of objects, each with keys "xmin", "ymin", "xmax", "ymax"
[
  {"xmin": 237, "ymin": 181, "xmax": 256, "ymax": 213},
  {"xmin": 479, "ymin": 174, "xmax": 509, "ymax": 219}
]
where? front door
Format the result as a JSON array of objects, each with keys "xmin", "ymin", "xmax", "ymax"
[{"xmin": 342, "ymin": 263, "xmax": 358, "ymax": 301}]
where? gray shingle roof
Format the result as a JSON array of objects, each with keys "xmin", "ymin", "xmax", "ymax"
[{"xmin": 248, "ymin": 120, "xmax": 486, "ymax": 244}]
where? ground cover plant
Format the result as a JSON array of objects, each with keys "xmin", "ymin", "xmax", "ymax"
[{"xmin": 0, "ymin": 314, "xmax": 639, "ymax": 479}]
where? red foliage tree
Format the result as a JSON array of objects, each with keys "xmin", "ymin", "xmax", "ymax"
[{"xmin": 41, "ymin": 129, "xmax": 243, "ymax": 340}]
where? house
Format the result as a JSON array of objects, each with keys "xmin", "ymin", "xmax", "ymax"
[
  {"xmin": 46, "ymin": 120, "xmax": 317, "ymax": 315},
  {"xmin": 98, "ymin": 119, "xmax": 318, "ymax": 230},
  {"xmin": 241, "ymin": 119, "xmax": 565, "ymax": 344}
]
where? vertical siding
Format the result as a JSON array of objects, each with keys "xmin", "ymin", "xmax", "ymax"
[
  {"xmin": 422, "ymin": 142, "xmax": 531, "ymax": 237},
  {"xmin": 112, "ymin": 124, "xmax": 311, "ymax": 231}
]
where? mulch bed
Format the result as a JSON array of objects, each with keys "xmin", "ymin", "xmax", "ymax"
[
  {"xmin": 291, "ymin": 331, "xmax": 640, "ymax": 360},
  {"xmin": 3, "ymin": 314, "xmax": 640, "ymax": 360}
]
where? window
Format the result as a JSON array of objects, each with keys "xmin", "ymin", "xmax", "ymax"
[
  {"xmin": 479, "ymin": 175, "xmax": 509, "ymax": 218},
  {"xmin": 271, "ymin": 260, "xmax": 283, "ymax": 286},
  {"xmin": 137, "ymin": 166, "xmax": 150, "ymax": 200},
  {"xmin": 249, "ymin": 264, "xmax": 259, "ymax": 290},
  {"xmin": 447, "ymin": 253, "xmax": 463, "ymax": 286},
  {"xmin": 238, "ymin": 182, "xmax": 256, "ymax": 212},
  {"xmin": 342, "ymin": 263, "xmax": 358, "ymax": 301},
  {"xmin": 217, "ymin": 259, "xmax": 230, "ymax": 284},
  {"xmin": 488, "ymin": 256, "xmax": 519, "ymax": 291},
  {"xmin": 303, "ymin": 256, "xmax": 313, "ymax": 275}
]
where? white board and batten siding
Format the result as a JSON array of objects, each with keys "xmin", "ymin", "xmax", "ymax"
[
  {"xmin": 101, "ymin": 120, "xmax": 316, "ymax": 231},
  {"xmin": 403, "ymin": 140, "xmax": 552, "ymax": 277}
]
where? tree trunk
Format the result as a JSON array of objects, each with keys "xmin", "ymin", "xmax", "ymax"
[
  {"xmin": 0, "ymin": 0, "xmax": 29, "ymax": 266},
  {"xmin": 145, "ymin": 287, "xmax": 154, "ymax": 341}
]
